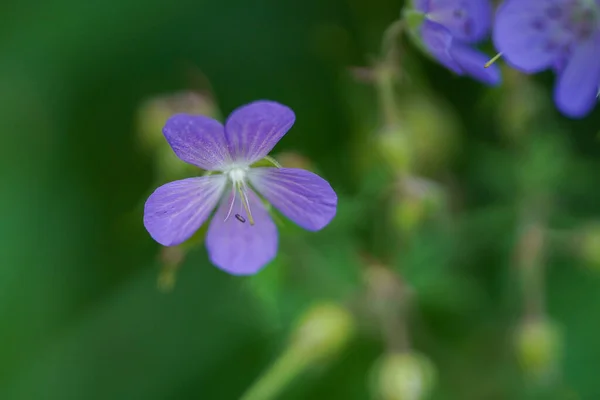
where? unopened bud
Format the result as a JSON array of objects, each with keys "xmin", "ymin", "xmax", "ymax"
[
  {"xmin": 371, "ymin": 352, "xmax": 436, "ymax": 400},
  {"xmin": 137, "ymin": 90, "xmax": 220, "ymax": 153},
  {"xmin": 514, "ymin": 318, "xmax": 562, "ymax": 383},
  {"xmin": 364, "ymin": 264, "xmax": 406, "ymax": 315},
  {"xmin": 578, "ymin": 223, "xmax": 600, "ymax": 270},
  {"xmin": 398, "ymin": 96, "xmax": 457, "ymax": 173},
  {"xmin": 392, "ymin": 177, "xmax": 444, "ymax": 234},
  {"xmin": 240, "ymin": 303, "xmax": 354, "ymax": 400},
  {"xmin": 376, "ymin": 125, "xmax": 412, "ymax": 172},
  {"xmin": 290, "ymin": 303, "xmax": 354, "ymax": 362},
  {"xmin": 137, "ymin": 91, "xmax": 221, "ymax": 181}
]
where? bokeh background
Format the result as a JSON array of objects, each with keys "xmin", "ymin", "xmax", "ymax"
[{"xmin": 2, "ymin": 0, "xmax": 600, "ymax": 399}]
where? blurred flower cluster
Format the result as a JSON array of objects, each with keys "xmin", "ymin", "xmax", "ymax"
[{"xmin": 406, "ymin": 0, "xmax": 600, "ymax": 117}]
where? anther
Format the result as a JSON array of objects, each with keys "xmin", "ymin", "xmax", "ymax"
[
  {"xmin": 236, "ymin": 182, "xmax": 255, "ymax": 225},
  {"xmin": 235, "ymin": 214, "xmax": 246, "ymax": 223},
  {"xmin": 485, "ymin": 52, "xmax": 503, "ymax": 68}
]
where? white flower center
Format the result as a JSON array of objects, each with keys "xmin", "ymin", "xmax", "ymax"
[
  {"xmin": 224, "ymin": 166, "xmax": 255, "ymax": 225},
  {"xmin": 228, "ymin": 167, "xmax": 247, "ymax": 184}
]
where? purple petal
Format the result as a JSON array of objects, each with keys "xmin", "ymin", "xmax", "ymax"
[
  {"xmin": 205, "ymin": 189, "xmax": 278, "ymax": 275},
  {"xmin": 163, "ymin": 114, "xmax": 232, "ymax": 171},
  {"xmin": 450, "ymin": 42, "xmax": 501, "ymax": 85},
  {"xmin": 144, "ymin": 175, "xmax": 227, "ymax": 246},
  {"xmin": 224, "ymin": 101, "xmax": 295, "ymax": 165},
  {"xmin": 414, "ymin": 0, "xmax": 430, "ymax": 12},
  {"xmin": 493, "ymin": 0, "xmax": 570, "ymax": 73},
  {"xmin": 421, "ymin": 20, "xmax": 464, "ymax": 75},
  {"xmin": 248, "ymin": 168, "xmax": 337, "ymax": 231},
  {"xmin": 554, "ymin": 37, "xmax": 600, "ymax": 118},
  {"xmin": 426, "ymin": 0, "xmax": 493, "ymax": 43}
]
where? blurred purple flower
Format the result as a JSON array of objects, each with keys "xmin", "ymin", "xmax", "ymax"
[
  {"xmin": 143, "ymin": 101, "xmax": 337, "ymax": 275},
  {"xmin": 494, "ymin": 0, "xmax": 600, "ymax": 118},
  {"xmin": 414, "ymin": 0, "xmax": 501, "ymax": 85}
]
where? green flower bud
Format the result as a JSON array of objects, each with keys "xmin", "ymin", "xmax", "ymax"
[
  {"xmin": 364, "ymin": 263, "xmax": 406, "ymax": 316},
  {"xmin": 514, "ymin": 318, "xmax": 562, "ymax": 383},
  {"xmin": 392, "ymin": 177, "xmax": 445, "ymax": 234},
  {"xmin": 398, "ymin": 96, "xmax": 458, "ymax": 174},
  {"xmin": 376, "ymin": 125, "xmax": 412, "ymax": 172},
  {"xmin": 136, "ymin": 91, "xmax": 220, "ymax": 181},
  {"xmin": 394, "ymin": 197, "xmax": 426, "ymax": 235},
  {"xmin": 240, "ymin": 303, "xmax": 354, "ymax": 400},
  {"xmin": 290, "ymin": 303, "xmax": 354, "ymax": 361},
  {"xmin": 137, "ymin": 91, "xmax": 219, "ymax": 152},
  {"xmin": 371, "ymin": 352, "xmax": 437, "ymax": 400},
  {"xmin": 578, "ymin": 223, "xmax": 600, "ymax": 271}
]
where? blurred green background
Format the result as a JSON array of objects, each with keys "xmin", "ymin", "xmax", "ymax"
[{"xmin": 2, "ymin": 0, "xmax": 600, "ymax": 399}]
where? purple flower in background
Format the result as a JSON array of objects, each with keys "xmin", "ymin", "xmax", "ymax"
[
  {"xmin": 494, "ymin": 0, "xmax": 600, "ymax": 118},
  {"xmin": 143, "ymin": 101, "xmax": 337, "ymax": 275},
  {"xmin": 413, "ymin": 0, "xmax": 501, "ymax": 85}
]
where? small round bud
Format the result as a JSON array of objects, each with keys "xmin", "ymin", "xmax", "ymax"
[
  {"xmin": 514, "ymin": 318, "xmax": 562, "ymax": 383},
  {"xmin": 240, "ymin": 303, "xmax": 354, "ymax": 400},
  {"xmin": 376, "ymin": 125, "xmax": 412, "ymax": 172},
  {"xmin": 364, "ymin": 264, "xmax": 406, "ymax": 314},
  {"xmin": 577, "ymin": 223, "xmax": 600, "ymax": 270},
  {"xmin": 136, "ymin": 91, "xmax": 220, "ymax": 181},
  {"xmin": 371, "ymin": 352, "xmax": 437, "ymax": 400},
  {"xmin": 391, "ymin": 177, "xmax": 445, "ymax": 234},
  {"xmin": 289, "ymin": 303, "xmax": 354, "ymax": 362},
  {"xmin": 399, "ymin": 96, "xmax": 458, "ymax": 174},
  {"xmin": 137, "ymin": 90, "xmax": 219, "ymax": 153}
]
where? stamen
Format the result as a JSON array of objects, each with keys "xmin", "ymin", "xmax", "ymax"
[
  {"xmin": 485, "ymin": 52, "xmax": 503, "ymax": 68},
  {"xmin": 223, "ymin": 182, "xmax": 237, "ymax": 222},
  {"xmin": 235, "ymin": 214, "xmax": 246, "ymax": 223},
  {"xmin": 236, "ymin": 182, "xmax": 255, "ymax": 225}
]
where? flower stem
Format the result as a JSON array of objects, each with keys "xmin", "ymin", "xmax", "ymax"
[{"xmin": 240, "ymin": 346, "xmax": 309, "ymax": 400}]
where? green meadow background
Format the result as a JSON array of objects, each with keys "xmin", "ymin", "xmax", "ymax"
[{"xmin": 2, "ymin": 0, "xmax": 600, "ymax": 399}]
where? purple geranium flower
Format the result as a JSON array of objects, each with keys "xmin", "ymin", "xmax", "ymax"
[
  {"xmin": 143, "ymin": 101, "xmax": 337, "ymax": 275},
  {"xmin": 412, "ymin": 0, "xmax": 501, "ymax": 85},
  {"xmin": 494, "ymin": 0, "xmax": 600, "ymax": 118}
]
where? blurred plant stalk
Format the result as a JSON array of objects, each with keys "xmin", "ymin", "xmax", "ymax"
[
  {"xmin": 511, "ymin": 148, "xmax": 564, "ymax": 386},
  {"xmin": 369, "ymin": 17, "xmax": 455, "ymax": 237},
  {"xmin": 364, "ymin": 263, "xmax": 436, "ymax": 400},
  {"xmin": 356, "ymin": 19, "xmax": 448, "ymax": 398},
  {"xmin": 499, "ymin": 69, "xmax": 566, "ymax": 386},
  {"xmin": 364, "ymin": 263, "xmax": 411, "ymax": 352},
  {"xmin": 514, "ymin": 220, "xmax": 546, "ymax": 321},
  {"xmin": 240, "ymin": 303, "xmax": 354, "ymax": 400},
  {"xmin": 156, "ymin": 246, "xmax": 185, "ymax": 293}
]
